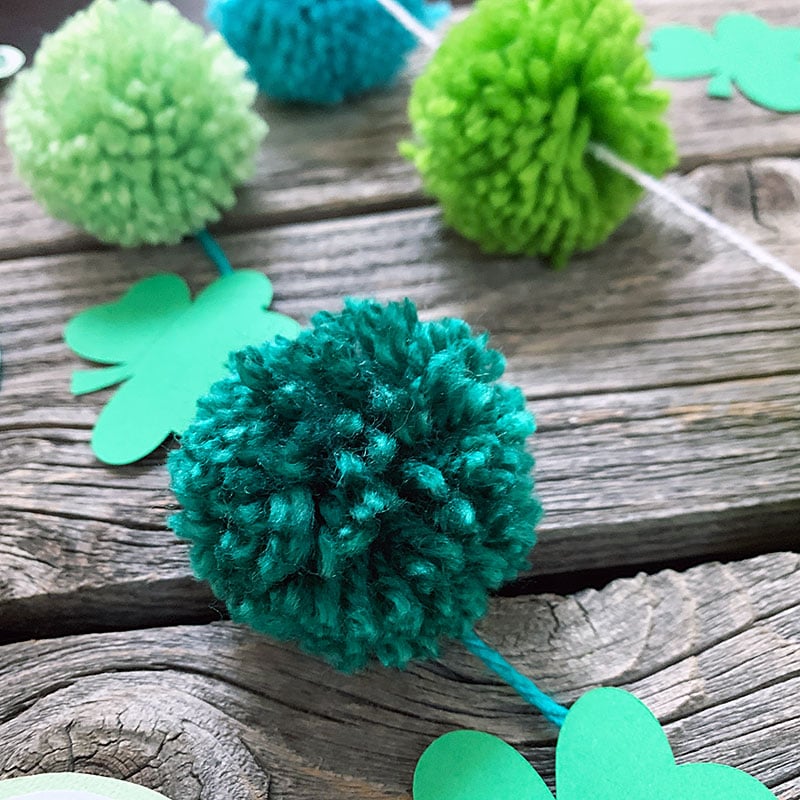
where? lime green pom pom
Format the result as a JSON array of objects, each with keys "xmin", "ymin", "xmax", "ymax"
[
  {"xmin": 402, "ymin": 0, "xmax": 677, "ymax": 266},
  {"xmin": 4, "ymin": 0, "xmax": 267, "ymax": 247}
]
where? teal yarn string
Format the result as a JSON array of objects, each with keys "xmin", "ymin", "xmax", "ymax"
[
  {"xmin": 463, "ymin": 630, "xmax": 568, "ymax": 726},
  {"xmin": 196, "ymin": 229, "xmax": 233, "ymax": 276}
]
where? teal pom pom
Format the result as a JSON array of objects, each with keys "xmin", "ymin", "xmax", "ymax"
[
  {"xmin": 5, "ymin": 0, "xmax": 267, "ymax": 247},
  {"xmin": 402, "ymin": 0, "xmax": 677, "ymax": 266},
  {"xmin": 169, "ymin": 299, "xmax": 541, "ymax": 671},
  {"xmin": 207, "ymin": 0, "xmax": 449, "ymax": 104}
]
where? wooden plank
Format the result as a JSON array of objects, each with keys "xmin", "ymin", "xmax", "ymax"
[
  {"xmin": 0, "ymin": 553, "xmax": 797, "ymax": 798},
  {"xmin": 0, "ymin": 158, "xmax": 798, "ymax": 636},
  {"xmin": 1, "ymin": 1, "xmax": 799, "ymax": 259}
]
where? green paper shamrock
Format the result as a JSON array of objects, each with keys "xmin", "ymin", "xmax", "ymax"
[
  {"xmin": 0, "ymin": 772, "xmax": 167, "ymax": 800},
  {"xmin": 413, "ymin": 687, "xmax": 778, "ymax": 800},
  {"xmin": 0, "ymin": 771, "xmax": 170, "ymax": 798},
  {"xmin": 65, "ymin": 270, "xmax": 301, "ymax": 465},
  {"xmin": 649, "ymin": 14, "xmax": 800, "ymax": 112}
]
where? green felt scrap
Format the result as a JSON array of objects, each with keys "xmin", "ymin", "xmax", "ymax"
[
  {"xmin": 649, "ymin": 13, "xmax": 800, "ymax": 112},
  {"xmin": 413, "ymin": 687, "xmax": 778, "ymax": 800},
  {"xmin": 65, "ymin": 270, "xmax": 301, "ymax": 465},
  {"xmin": 0, "ymin": 772, "xmax": 169, "ymax": 799}
]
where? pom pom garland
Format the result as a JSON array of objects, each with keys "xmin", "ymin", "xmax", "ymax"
[
  {"xmin": 5, "ymin": 0, "xmax": 267, "ymax": 247},
  {"xmin": 207, "ymin": 0, "xmax": 449, "ymax": 105},
  {"xmin": 401, "ymin": 0, "xmax": 677, "ymax": 266},
  {"xmin": 169, "ymin": 298, "xmax": 542, "ymax": 671}
]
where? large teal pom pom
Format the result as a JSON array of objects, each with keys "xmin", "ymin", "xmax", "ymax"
[
  {"xmin": 5, "ymin": 0, "xmax": 267, "ymax": 247},
  {"xmin": 169, "ymin": 298, "xmax": 542, "ymax": 671},
  {"xmin": 402, "ymin": 0, "xmax": 677, "ymax": 266},
  {"xmin": 207, "ymin": 0, "xmax": 449, "ymax": 104}
]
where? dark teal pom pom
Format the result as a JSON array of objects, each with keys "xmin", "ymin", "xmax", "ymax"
[
  {"xmin": 169, "ymin": 298, "xmax": 541, "ymax": 671},
  {"xmin": 207, "ymin": 0, "xmax": 449, "ymax": 104}
]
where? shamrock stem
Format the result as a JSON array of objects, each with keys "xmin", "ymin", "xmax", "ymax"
[
  {"xmin": 196, "ymin": 229, "xmax": 234, "ymax": 276},
  {"xmin": 707, "ymin": 72, "xmax": 734, "ymax": 99},
  {"xmin": 463, "ymin": 630, "xmax": 569, "ymax": 727}
]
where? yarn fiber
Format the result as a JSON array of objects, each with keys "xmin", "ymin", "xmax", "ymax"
[
  {"xmin": 402, "ymin": 0, "xmax": 677, "ymax": 266},
  {"xmin": 169, "ymin": 298, "xmax": 542, "ymax": 671},
  {"xmin": 5, "ymin": 0, "xmax": 266, "ymax": 247},
  {"xmin": 207, "ymin": 0, "xmax": 449, "ymax": 104}
]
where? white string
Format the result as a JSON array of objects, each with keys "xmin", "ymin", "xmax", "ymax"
[
  {"xmin": 376, "ymin": 0, "xmax": 800, "ymax": 292},
  {"xmin": 588, "ymin": 143, "xmax": 800, "ymax": 290},
  {"xmin": 373, "ymin": 0, "xmax": 442, "ymax": 50}
]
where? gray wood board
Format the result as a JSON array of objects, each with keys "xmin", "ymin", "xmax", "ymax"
[
  {"xmin": 0, "ymin": 1, "xmax": 798, "ymax": 260},
  {"xmin": 1, "ymin": 159, "xmax": 798, "ymax": 636},
  {"xmin": 1, "ymin": 552, "xmax": 798, "ymax": 799}
]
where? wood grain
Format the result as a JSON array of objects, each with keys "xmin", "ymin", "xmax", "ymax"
[
  {"xmin": 0, "ymin": 552, "xmax": 797, "ymax": 799},
  {"xmin": 1, "ymin": 158, "xmax": 798, "ymax": 637},
  {"xmin": 1, "ymin": 2, "xmax": 797, "ymax": 796},
  {"xmin": 0, "ymin": 1, "xmax": 798, "ymax": 260}
]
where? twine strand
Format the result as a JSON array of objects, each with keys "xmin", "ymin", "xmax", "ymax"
[
  {"xmin": 373, "ymin": 0, "xmax": 442, "ymax": 50},
  {"xmin": 587, "ymin": 143, "xmax": 800, "ymax": 290}
]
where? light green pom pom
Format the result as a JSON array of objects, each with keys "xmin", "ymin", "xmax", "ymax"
[
  {"xmin": 4, "ymin": 0, "xmax": 267, "ymax": 247},
  {"xmin": 402, "ymin": 0, "xmax": 677, "ymax": 266}
]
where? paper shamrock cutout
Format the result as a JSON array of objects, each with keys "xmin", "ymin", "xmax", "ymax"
[
  {"xmin": 649, "ymin": 13, "xmax": 800, "ymax": 112},
  {"xmin": 0, "ymin": 772, "xmax": 170, "ymax": 799},
  {"xmin": 65, "ymin": 270, "xmax": 301, "ymax": 465},
  {"xmin": 413, "ymin": 687, "xmax": 778, "ymax": 800}
]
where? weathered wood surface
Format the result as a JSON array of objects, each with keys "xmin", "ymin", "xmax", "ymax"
[
  {"xmin": 1, "ymin": 553, "xmax": 797, "ymax": 798},
  {"xmin": 1, "ymin": 0, "xmax": 799, "ymax": 260},
  {"xmin": 1, "ymin": 1, "xmax": 799, "ymax": 796},
  {"xmin": 1, "ymin": 157, "xmax": 799, "ymax": 638}
]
